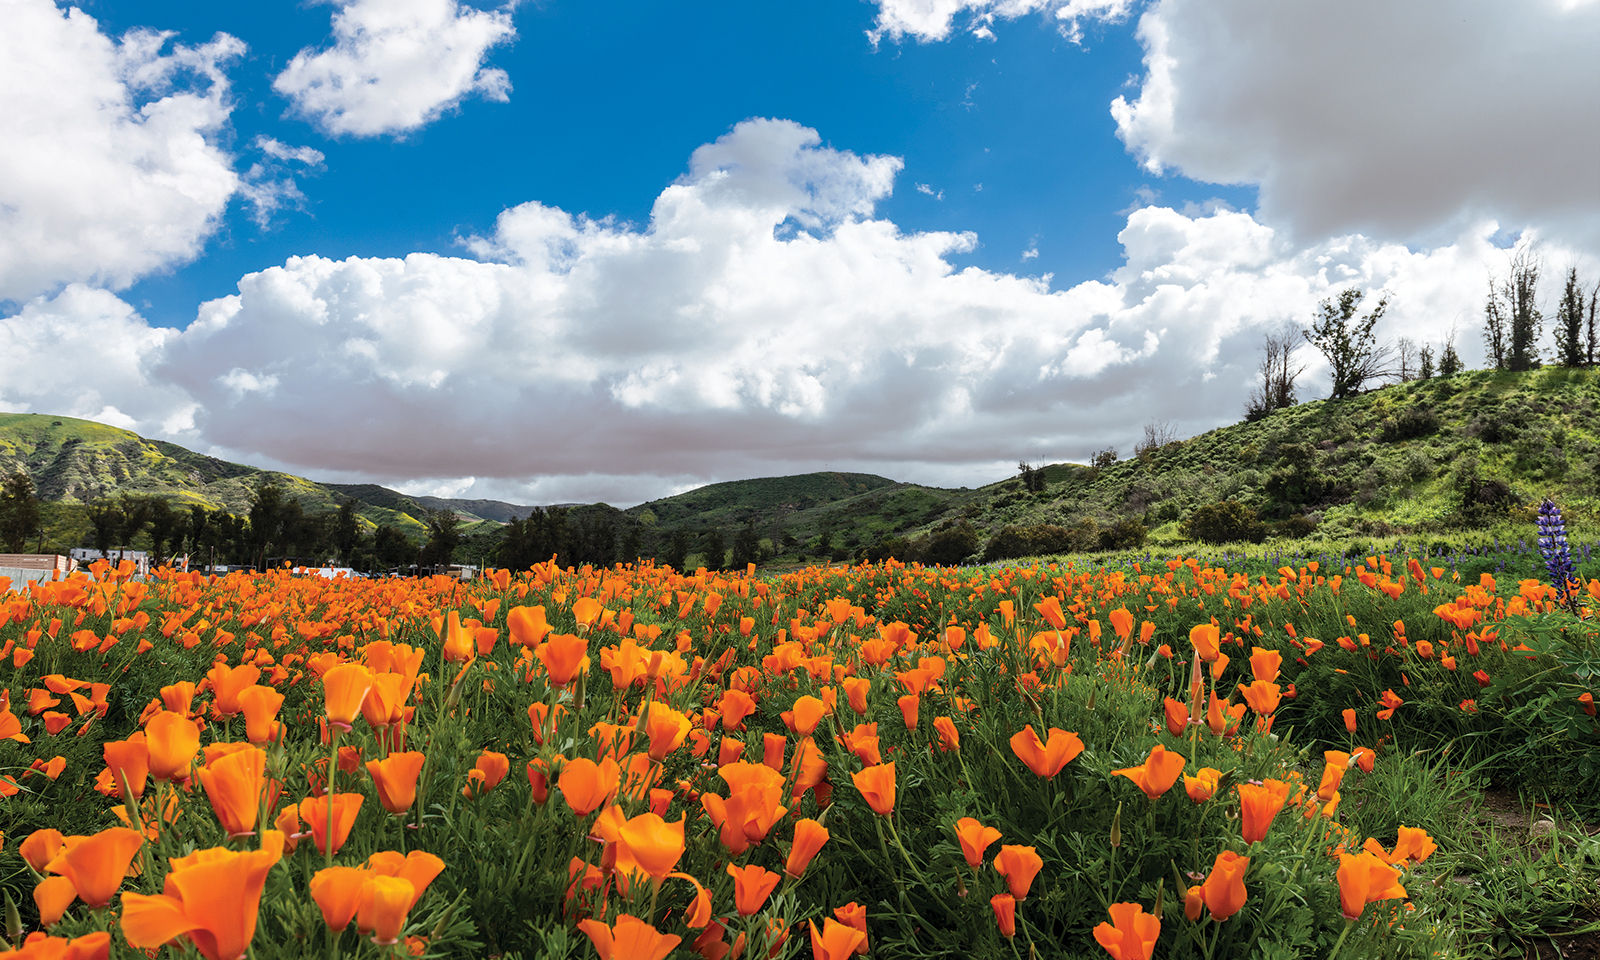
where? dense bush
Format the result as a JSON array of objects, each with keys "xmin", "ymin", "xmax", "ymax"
[{"xmin": 1182, "ymin": 500, "xmax": 1267, "ymax": 544}]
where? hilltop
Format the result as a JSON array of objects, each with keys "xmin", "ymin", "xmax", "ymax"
[{"xmin": 1, "ymin": 367, "xmax": 1589, "ymax": 568}]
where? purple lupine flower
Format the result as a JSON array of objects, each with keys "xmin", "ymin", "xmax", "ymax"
[{"xmin": 1537, "ymin": 497, "xmax": 1576, "ymax": 603}]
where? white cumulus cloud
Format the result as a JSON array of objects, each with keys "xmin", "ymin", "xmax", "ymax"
[
  {"xmin": 1111, "ymin": 0, "xmax": 1600, "ymax": 247},
  {"xmin": 0, "ymin": 119, "xmax": 1552, "ymax": 505},
  {"xmin": 869, "ymin": 0, "xmax": 1132, "ymax": 44},
  {"xmin": 274, "ymin": 0, "xmax": 517, "ymax": 138},
  {"xmin": 0, "ymin": 0, "xmax": 243, "ymax": 301}
]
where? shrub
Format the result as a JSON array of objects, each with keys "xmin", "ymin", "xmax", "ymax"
[
  {"xmin": 1182, "ymin": 501, "xmax": 1267, "ymax": 544},
  {"xmin": 1380, "ymin": 406, "xmax": 1440, "ymax": 442}
]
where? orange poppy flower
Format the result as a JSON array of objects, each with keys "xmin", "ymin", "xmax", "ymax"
[
  {"xmin": 367, "ymin": 752, "xmax": 426, "ymax": 816},
  {"xmin": 784, "ymin": 696, "xmax": 827, "ymax": 736},
  {"xmin": 1237, "ymin": 780, "xmax": 1292, "ymax": 844},
  {"xmin": 1033, "ymin": 596, "xmax": 1067, "ymax": 630},
  {"xmin": 809, "ymin": 918, "xmax": 868, "ymax": 960},
  {"xmin": 1092, "ymin": 902, "xmax": 1160, "ymax": 960},
  {"xmin": 463, "ymin": 751, "xmax": 510, "ymax": 798},
  {"xmin": 365, "ymin": 850, "xmax": 447, "ymax": 910},
  {"xmin": 993, "ymin": 845, "xmax": 1043, "ymax": 900},
  {"xmin": 1008, "ymin": 725, "xmax": 1085, "ymax": 778},
  {"xmin": 896, "ymin": 694, "xmax": 920, "ymax": 731},
  {"xmin": 1163, "ymin": 698, "xmax": 1188, "ymax": 737},
  {"xmin": 1200, "ymin": 850, "xmax": 1249, "ymax": 920},
  {"xmin": 321, "ymin": 663, "xmax": 374, "ymax": 729},
  {"xmin": 558, "ymin": 757, "xmax": 621, "ymax": 816},
  {"xmin": 841, "ymin": 677, "xmax": 871, "ymax": 715},
  {"xmin": 1112, "ymin": 744, "xmax": 1186, "ymax": 800},
  {"xmin": 206, "ymin": 664, "xmax": 261, "ymax": 718},
  {"xmin": 933, "ymin": 715, "xmax": 960, "ymax": 753},
  {"xmin": 1189, "ymin": 624, "xmax": 1221, "ymax": 661},
  {"xmin": 991, "ymin": 893, "xmax": 1016, "ymax": 938},
  {"xmin": 34, "ymin": 874, "xmax": 78, "ymax": 927},
  {"xmin": 954, "ymin": 817, "xmax": 1002, "ymax": 869},
  {"xmin": 121, "ymin": 841, "xmax": 282, "ymax": 960},
  {"xmin": 615, "ymin": 813, "xmax": 686, "ymax": 880},
  {"xmin": 576, "ymin": 914, "xmax": 681, "ymax": 960},
  {"xmin": 1184, "ymin": 767, "xmax": 1222, "ymax": 803},
  {"xmin": 20, "ymin": 829, "xmax": 65, "ymax": 872},
  {"xmin": 47, "ymin": 827, "xmax": 143, "ymax": 908},
  {"xmin": 310, "ymin": 866, "xmax": 367, "ymax": 931},
  {"xmin": 359, "ymin": 673, "xmax": 410, "ymax": 729},
  {"xmin": 727, "ymin": 863, "xmax": 781, "ymax": 916},
  {"xmin": 785, "ymin": 818, "xmax": 829, "ymax": 878},
  {"xmin": 300, "ymin": 793, "xmax": 364, "ymax": 856},
  {"xmin": 536, "ymin": 634, "xmax": 590, "ymax": 687},
  {"xmin": 237, "ymin": 686, "xmax": 285, "ymax": 745},
  {"xmin": 198, "ymin": 746, "xmax": 268, "ymax": 838},
  {"xmin": 508, "ymin": 605, "xmax": 552, "ymax": 647},
  {"xmin": 102, "ymin": 733, "xmax": 150, "ymax": 800},
  {"xmin": 145, "ymin": 711, "xmax": 201, "ymax": 782},
  {"xmin": 1248, "ymin": 647, "xmax": 1281, "ymax": 684},
  {"xmin": 1240, "ymin": 681, "xmax": 1281, "ymax": 716},
  {"xmin": 1335, "ymin": 851, "xmax": 1406, "ymax": 920},
  {"xmin": 357, "ymin": 875, "xmax": 415, "ymax": 945},
  {"xmin": 851, "ymin": 762, "xmax": 896, "ymax": 816},
  {"xmin": 1363, "ymin": 826, "xmax": 1437, "ymax": 866},
  {"xmin": 645, "ymin": 703, "xmax": 692, "ymax": 761}
]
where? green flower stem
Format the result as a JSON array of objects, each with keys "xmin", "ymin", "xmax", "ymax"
[{"xmin": 1326, "ymin": 918, "xmax": 1357, "ymax": 960}]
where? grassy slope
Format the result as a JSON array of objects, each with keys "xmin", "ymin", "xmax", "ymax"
[{"xmin": 6, "ymin": 368, "xmax": 1590, "ymax": 564}]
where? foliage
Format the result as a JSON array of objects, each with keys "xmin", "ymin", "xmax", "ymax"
[
  {"xmin": 3, "ymin": 549, "xmax": 1600, "ymax": 959},
  {"xmin": 0, "ymin": 472, "xmax": 41, "ymax": 553},
  {"xmin": 1304, "ymin": 289, "xmax": 1393, "ymax": 400},
  {"xmin": 1182, "ymin": 501, "xmax": 1266, "ymax": 545}
]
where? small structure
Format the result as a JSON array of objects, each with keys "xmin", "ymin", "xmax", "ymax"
[
  {"xmin": 0, "ymin": 554, "xmax": 77, "ymax": 591},
  {"xmin": 69, "ymin": 548, "xmax": 150, "ymax": 576}
]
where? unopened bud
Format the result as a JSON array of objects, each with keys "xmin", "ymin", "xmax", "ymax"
[{"xmin": 1109, "ymin": 801, "xmax": 1123, "ymax": 848}]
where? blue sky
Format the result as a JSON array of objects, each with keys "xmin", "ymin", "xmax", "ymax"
[
  {"xmin": 2, "ymin": 0, "xmax": 1596, "ymax": 505},
  {"xmin": 101, "ymin": 0, "xmax": 1244, "ymax": 329}
]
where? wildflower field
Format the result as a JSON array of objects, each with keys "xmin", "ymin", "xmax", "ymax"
[{"xmin": 4, "ymin": 538, "xmax": 1600, "ymax": 959}]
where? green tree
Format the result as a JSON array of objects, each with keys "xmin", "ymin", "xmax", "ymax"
[
  {"xmin": 374, "ymin": 525, "xmax": 413, "ymax": 568},
  {"xmin": 1484, "ymin": 244, "xmax": 1544, "ymax": 371},
  {"xmin": 731, "ymin": 521, "xmax": 761, "ymax": 571},
  {"xmin": 248, "ymin": 483, "xmax": 288, "ymax": 567},
  {"xmin": 0, "ymin": 472, "xmax": 41, "ymax": 553},
  {"xmin": 1439, "ymin": 336, "xmax": 1464, "ymax": 377},
  {"xmin": 145, "ymin": 498, "xmax": 178, "ymax": 566},
  {"xmin": 701, "ymin": 528, "xmax": 727, "ymax": 572},
  {"xmin": 1554, "ymin": 266, "xmax": 1588, "ymax": 368},
  {"xmin": 662, "ymin": 527, "xmax": 690, "ymax": 571},
  {"xmin": 421, "ymin": 508, "xmax": 463, "ymax": 571},
  {"xmin": 86, "ymin": 498, "xmax": 121, "ymax": 558},
  {"xmin": 1303, "ymin": 288, "xmax": 1392, "ymax": 399},
  {"xmin": 334, "ymin": 499, "xmax": 362, "ymax": 561}
]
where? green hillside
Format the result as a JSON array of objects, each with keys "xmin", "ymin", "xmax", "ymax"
[{"xmin": 2, "ymin": 367, "xmax": 1590, "ymax": 571}]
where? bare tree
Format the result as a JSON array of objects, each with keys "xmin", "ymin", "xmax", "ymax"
[
  {"xmin": 1488, "ymin": 242, "xmax": 1543, "ymax": 371},
  {"xmin": 1135, "ymin": 420, "xmax": 1179, "ymax": 460},
  {"xmin": 1396, "ymin": 337, "xmax": 1418, "ymax": 381},
  {"xmin": 1244, "ymin": 326, "xmax": 1305, "ymax": 420},
  {"xmin": 1482, "ymin": 277, "xmax": 1508, "ymax": 370},
  {"xmin": 1588, "ymin": 279, "xmax": 1600, "ymax": 365}
]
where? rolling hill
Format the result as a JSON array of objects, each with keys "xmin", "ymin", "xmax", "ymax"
[{"xmin": 1, "ymin": 366, "xmax": 1589, "ymax": 567}]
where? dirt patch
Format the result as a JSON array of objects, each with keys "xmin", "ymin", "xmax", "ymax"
[{"xmin": 1529, "ymin": 910, "xmax": 1600, "ymax": 960}]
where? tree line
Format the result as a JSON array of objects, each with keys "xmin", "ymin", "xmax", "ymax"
[{"xmin": 1245, "ymin": 243, "xmax": 1596, "ymax": 419}]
